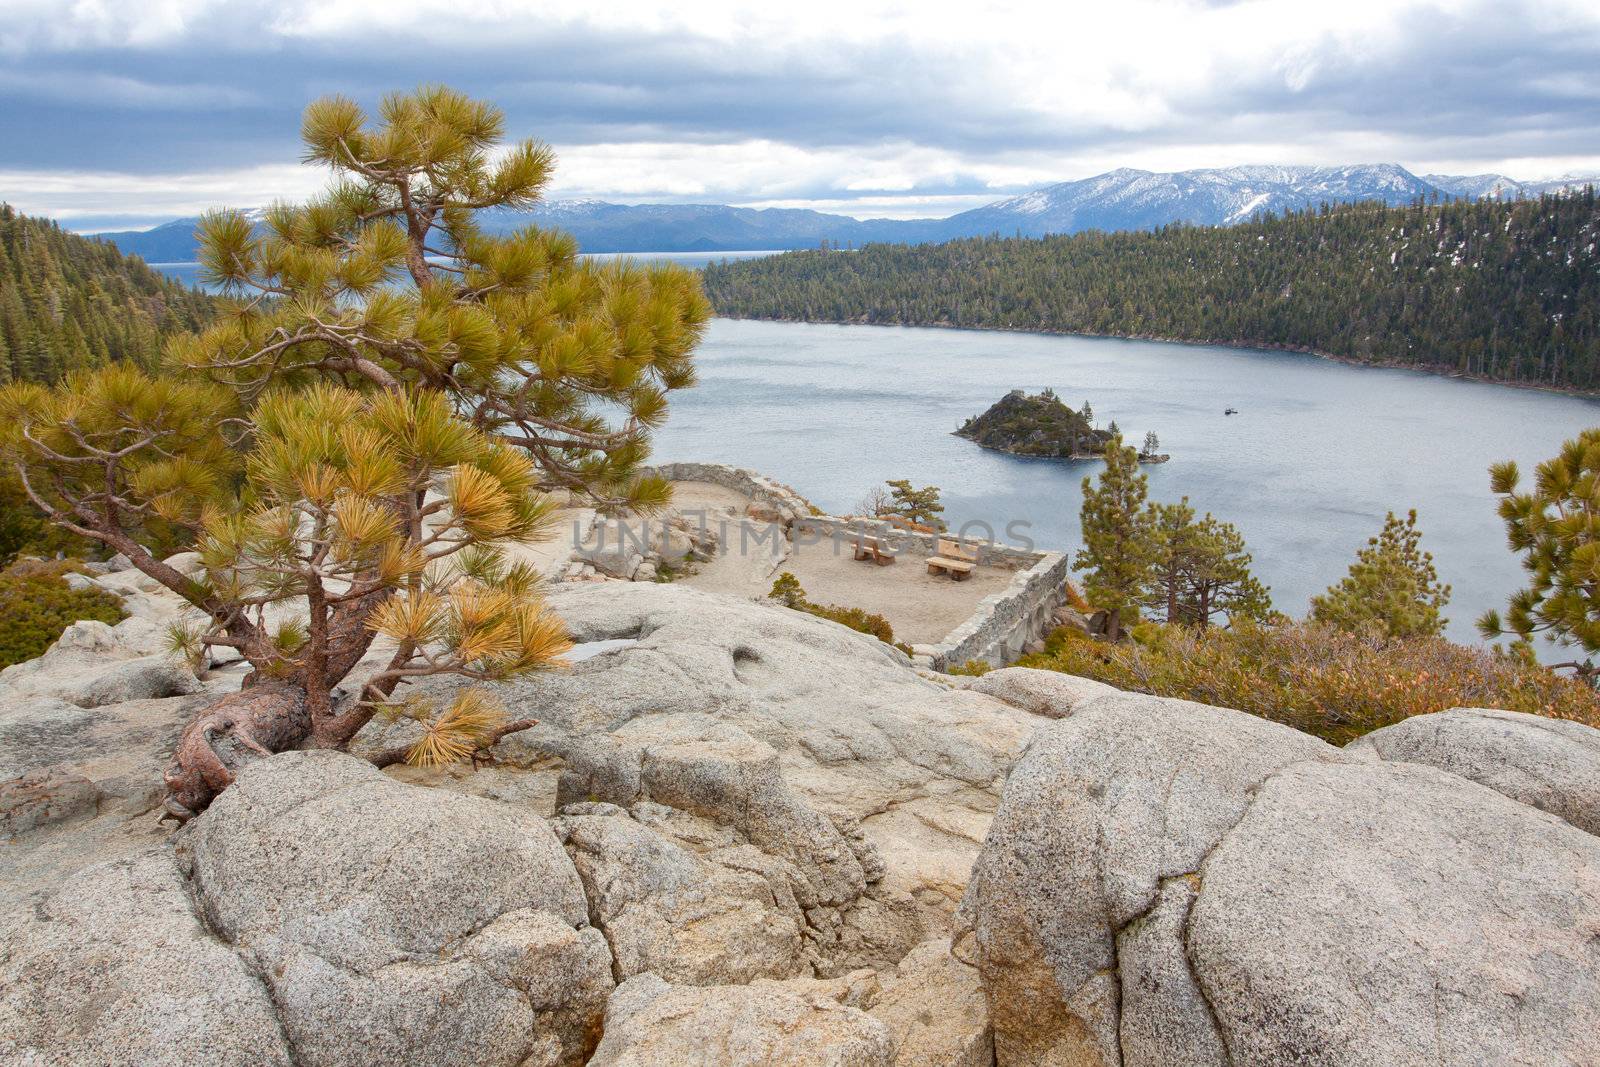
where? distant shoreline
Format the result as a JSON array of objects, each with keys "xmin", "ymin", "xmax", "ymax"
[{"xmin": 712, "ymin": 314, "xmax": 1600, "ymax": 402}]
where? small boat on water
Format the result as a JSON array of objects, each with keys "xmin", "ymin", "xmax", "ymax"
[{"xmin": 1224, "ymin": 407, "xmax": 1239, "ymax": 415}]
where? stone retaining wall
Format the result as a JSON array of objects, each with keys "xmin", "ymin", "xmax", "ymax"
[
  {"xmin": 912, "ymin": 550, "xmax": 1072, "ymax": 670},
  {"xmin": 791, "ymin": 515, "xmax": 1043, "ymax": 567},
  {"xmin": 653, "ymin": 462, "xmax": 1072, "ymax": 669},
  {"xmin": 645, "ymin": 462, "xmax": 817, "ymax": 524}
]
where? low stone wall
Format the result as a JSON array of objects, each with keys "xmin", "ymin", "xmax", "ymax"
[
  {"xmin": 645, "ymin": 462, "xmax": 818, "ymax": 524},
  {"xmin": 652, "ymin": 462, "xmax": 1072, "ymax": 670},
  {"xmin": 912, "ymin": 550, "xmax": 1072, "ymax": 670},
  {"xmin": 791, "ymin": 515, "xmax": 1042, "ymax": 567}
]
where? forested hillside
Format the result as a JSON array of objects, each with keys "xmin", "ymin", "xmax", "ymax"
[
  {"xmin": 0, "ymin": 205, "xmax": 214, "ymax": 383},
  {"xmin": 704, "ymin": 191, "xmax": 1600, "ymax": 390}
]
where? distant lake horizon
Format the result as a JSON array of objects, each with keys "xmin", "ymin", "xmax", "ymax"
[
  {"xmin": 148, "ymin": 249, "xmax": 784, "ymax": 290},
  {"xmin": 652, "ymin": 319, "xmax": 1600, "ymax": 653}
]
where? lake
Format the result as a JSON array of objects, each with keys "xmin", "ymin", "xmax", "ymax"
[
  {"xmin": 148, "ymin": 249, "xmax": 782, "ymax": 290},
  {"xmin": 652, "ymin": 318, "xmax": 1600, "ymax": 644}
]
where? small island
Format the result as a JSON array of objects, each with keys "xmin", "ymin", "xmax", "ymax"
[{"xmin": 955, "ymin": 389, "xmax": 1170, "ymax": 462}]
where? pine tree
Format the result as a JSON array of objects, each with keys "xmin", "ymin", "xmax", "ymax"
[
  {"xmin": 1144, "ymin": 499, "xmax": 1197, "ymax": 624},
  {"xmin": 1312, "ymin": 509, "xmax": 1449, "ymax": 639},
  {"xmin": 1142, "ymin": 499, "xmax": 1270, "ymax": 628},
  {"xmin": 1142, "ymin": 430, "xmax": 1159, "ymax": 456},
  {"xmin": 1181, "ymin": 513, "xmax": 1272, "ymax": 629},
  {"xmin": 1074, "ymin": 435, "xmax": 1158, "ymax": 639},
  {"xmin": 1479, "ymin": 434, "xmax": 1600, "ymax": 680},
  {"xmin": 0, "ymin": 86, "xmax": 709, "ymax": 818},
  {"xmin": 883, "ymin": 479, "xmax": 946, "ymax": 530}
]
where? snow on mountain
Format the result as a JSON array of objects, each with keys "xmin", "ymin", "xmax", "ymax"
[
  {"xmin": 1424, "ymin": 173, "xmax": 1526, "ymax": 200},
  {"xmin": 86, "ymin": 165, "xmax": 1598, "ymax": 263},
  {"xmin": 947, "ymin": 164, "xmax": 1445, "ymax": 238}
]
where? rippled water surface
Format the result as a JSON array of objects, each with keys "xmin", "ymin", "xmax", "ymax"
[{"xmin": 654, "ymin": 318, "xmax": 1600, "ymax": 642}]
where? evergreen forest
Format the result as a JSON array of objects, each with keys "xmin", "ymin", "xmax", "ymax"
[{"xmin": 704, "ymin": 192, "xmax": 1600, "ymax": 390}]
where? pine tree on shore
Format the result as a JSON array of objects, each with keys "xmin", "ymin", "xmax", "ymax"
[
  {"xmin": 1075, "ymin": 435, "xmax": 1158, "ymax": 639},
  {"xmin": 1480, "ymin": 434, "xmax": 1600, "ymax": 681},
  {"xmin": 1312, "ymin": 509, "xmax": 1449, "ymax": 639}
]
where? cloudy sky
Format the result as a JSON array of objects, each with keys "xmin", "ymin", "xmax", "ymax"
[{"xmin": 4, "ymin": 0, "xmax": 1600, "ymax": 231}]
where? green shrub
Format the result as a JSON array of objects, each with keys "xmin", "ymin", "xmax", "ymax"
[
  {"xmin": 0, "ymin": 563, "xmax": 125, "ymax": 668},
  {"xmin": 945, "ymin": 659, "xmax": 993, "ymax": 677},
  {"xmin": 769, "ymin": 572, "xmax": 806, "ymax": 608},
  {"xmin": 1018, "ymin": 619, "xmax": 1600, "ymax": 744}
]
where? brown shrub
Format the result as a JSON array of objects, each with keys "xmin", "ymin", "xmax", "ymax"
[{"xmin": 1018, "ymin": 619, "xmax": 1600, "ymax": 745}]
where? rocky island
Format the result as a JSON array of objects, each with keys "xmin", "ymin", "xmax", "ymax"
[{"xmin": 955, "ymin": 388, "xmax": 1169, "ymax": 462}]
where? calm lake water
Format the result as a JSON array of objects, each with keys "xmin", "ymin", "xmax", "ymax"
[
  {"xmin": 653, "ymin": 318, "xmax": 1600, "ymax": 644},
  {"xmin": 147, "ymin": 253, "xmax": 1600, "ymax": 645},
  {"xmin": 149, "ymin": 249, "xmax": 780, "ymax": 290}
]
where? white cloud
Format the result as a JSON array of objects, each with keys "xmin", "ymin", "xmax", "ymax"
[{"xmin": 0, "ymin": 163, "xmax": 325, "ymax": 223}]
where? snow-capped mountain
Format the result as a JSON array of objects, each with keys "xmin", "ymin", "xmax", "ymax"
[
  {"xmin": 88, "ymin": 165, "xmax": 1599, "ymax": 262},
  {"xmin": 1423, "ymin": 173, "xmax": 1527, "ymax": 200},
  {"xmin": 944, "ymin": 164, "xmax": 1445, "ymax": 237},
  {"xmin": 1425, "ymin": 173, "xmax": 1600, "ymax": 200}
]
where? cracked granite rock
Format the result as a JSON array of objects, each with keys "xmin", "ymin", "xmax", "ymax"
[{"xmin": 958, "ymin": 692, "xmax": 1600, "ymax": 1066}]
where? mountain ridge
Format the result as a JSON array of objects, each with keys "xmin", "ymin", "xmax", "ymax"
[{"xmin": 85, "ymin": 163, "xmax": 1600, "ymax": 261}]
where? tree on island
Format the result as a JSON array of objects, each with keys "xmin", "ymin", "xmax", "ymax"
[
  {"xmin": 1311, "ymin": 509, "xmax": 1450, "ymax": 639},
  {"xmin": 0, "ymin": 86, "xmax": 710, "ymax": 818},
  {"xmin": 882, "ymin": 479, "xmax": 947, "ymax": 531},
  {"xmin": 1479, "ymin": 432, "xmax": 1600, "ymax": 682},
  {"xmin": 1142, "ymin": 430, "xmax": 1160, "ymax": 457},
  {"xmin": 1075, "ymin": 436, "xmax": 1158, "ymax": 640}
]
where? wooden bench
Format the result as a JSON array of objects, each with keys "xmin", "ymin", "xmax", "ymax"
[
  {"xmin": 926, "ymin": 556, "xmax": 975, "ymax": 581},
  {"xmin": 853, "ymin": 536, "xmax": 898, "ymax": 566},
  {"xmin": 936, "ymin": 538, "xmax": 979, "ymax": 564}
]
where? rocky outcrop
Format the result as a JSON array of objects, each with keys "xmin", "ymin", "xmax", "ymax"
[
  {"xmin": 589, "ymin": 972, "xmax": 894, "ymax": 1066},
  {"xmin": 10, "ymin": 569, "xmax": 1600, "ymax": 1066},
  {"xmin": 554, "ymin": 801, "xmax": 812, "ymax": 985},
  {"xmin": 0, "ymin": 847, "xmax": 292, "ymax": 1066},
  {"xmin": 398, "ymin": 581, "xmax": 1051, "ymax": 940},
  {"xmin": 959, "ymin": 694, "xmax": 1600, "ymax": 1065},
  {"xmin": 180, "ymin": 751, "xmax": 615, "ymax": 1067},
  {"xmin": 0, "ymin": 617, "xmax": 183, "ymax": 700},
  {"xmin": 964, "ymin": 666, "xmax": 1119, "ymax": 718},
  {"xmin": 867, "ymin": 939, "xmax": 992, "ymax": 1067},
  {"xmin": 1350, "ymin": 705, "xmax": 1600, "ymax": 836}
]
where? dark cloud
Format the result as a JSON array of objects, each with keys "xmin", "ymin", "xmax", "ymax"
[{"xmin": 3, "ymin": 2, "xmax": 1598, "ymax": 215}]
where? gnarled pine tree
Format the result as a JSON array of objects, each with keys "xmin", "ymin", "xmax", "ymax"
[{"xmin": 0, "ymin": 87, "xmax": 709, "ymax": 817}]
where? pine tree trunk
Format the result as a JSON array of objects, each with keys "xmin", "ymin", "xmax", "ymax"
[
  {"xmin": 1106, "ymin": 606, "xmax": 1123, "ymax": 643},
  {"xmin": 162, "ymin": 681, "xmax": 313, "ymax": 820}
]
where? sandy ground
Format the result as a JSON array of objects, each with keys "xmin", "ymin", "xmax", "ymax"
[
  {"xmin": 666, "ymin": 481, "xmax": 1014, "ymax": 645},
  {"xmin": 668, "ymin": 482, "xmax": 791, "ymax": 599},
  {"xmin": 778, "ymin": 545, "xmax": 1016, "ymax": 645},
  {"xmin": 489, "ymin": 480, "xmax": 1009, "ymax": 646}
]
